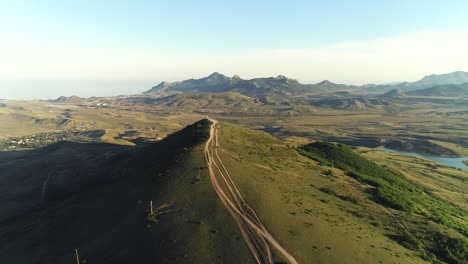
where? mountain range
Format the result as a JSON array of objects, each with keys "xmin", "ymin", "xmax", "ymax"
[
  {"xmin": 144, "ymin": 71, "xmax": 468, "ymax": 98},
  {"xmin": 144, "ymin": 72, "xmax": 359, "ymax": 98},
  {"xmin": 363, "ymin": 71, "xmax": 468, "ymax": 93},
  {"xmin": 411, "ymin": 71, "xmax": 468, "ymax": 88},
  {"xmin": 407, "ymin": 83, "xmax": 468, "ymax": 97}
]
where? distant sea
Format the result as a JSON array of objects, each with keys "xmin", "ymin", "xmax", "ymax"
[{"xmin": 0, "ymin": 79, "xmax": 154, "ymax": 100}]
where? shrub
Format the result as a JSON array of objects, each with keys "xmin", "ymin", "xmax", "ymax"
[
  {"xmin": 431, "ymin": 234, "xmax": 468, "ymax": 264},
  {"xmin": 337, "ymin": 194, "xmax": 360, "ymax": 204},
  {"xmin": 319, "ymin": 187, "xmax": 336, "ymax": 195}
]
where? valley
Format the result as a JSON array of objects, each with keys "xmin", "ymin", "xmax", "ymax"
[{"xmin": 0, "ymin": 72, "xmax": 467, "ymax": 264}]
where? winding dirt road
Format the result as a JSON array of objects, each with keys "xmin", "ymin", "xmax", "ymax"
[{"xmin": 204, "ymin": 118, "xmax": 299, "ymax": 264}]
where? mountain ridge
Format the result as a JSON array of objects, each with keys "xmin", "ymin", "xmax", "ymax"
[
  {"xmin": 145, "ymin": 71, "xmax": 468, "ymax": 97},
  {"xmin": 364, "ymin": 71, "xmax": 468, "ymax": 93},
  {"xmin": 414, "ymin": 71, "xmax": 468, "ymax": 87},
  {"xmin": 144, "ymin": 72, "xmax": 359, "ymax": 98},
  {"xmin": 406, "ymin": 82, "xmax": 468, "ymax": 97}
]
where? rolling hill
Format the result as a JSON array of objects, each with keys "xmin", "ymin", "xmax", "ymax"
[
  {"xmin": 311, "ymin": 97, "xmax": 388, "ymax": 110},
  {"xmin": 406, "ymin": 83, "xmax": 468, "ymax": 97},
  {"xmin": 378, "ymin": 89, "xmax": 405, "ymax": 99},
  {"xmin": 0, "ymin": 119, "xmax": 452, "ymax": 264},
  {"xmin": 50, "ymin": 95, "xmax": 84, "ymax": 104},
  {"xmin": 142, "ymin": 92, "xmax": 262, "ymax": 109},
  {"xmin": 123, "ymin": 92, "xmax": 298, "ymax": 115}
]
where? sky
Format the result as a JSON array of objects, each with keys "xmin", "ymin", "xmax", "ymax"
[{"xmin": 1, "ymin": 0, "xmax": 468, "ymax": 99}]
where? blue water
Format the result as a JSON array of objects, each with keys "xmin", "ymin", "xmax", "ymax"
[{"xmin": 382, "ymin": 148, "xmax": 467, "ymax": 170}]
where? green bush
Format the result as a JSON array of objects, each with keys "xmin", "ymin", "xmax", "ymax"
[
  {"xmin": 431, "ymin": 234, "xmax": 468, "ymax": 264},
  {"xmin": 388, "ymin": 232, "xmax": 422, "ymax": 251},
  {"xmin": 337, "ymin": 194, "xmax": 360, "ymax": 204}
]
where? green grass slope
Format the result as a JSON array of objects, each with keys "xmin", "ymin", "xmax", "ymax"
[
  {"xmin": 359, "ymin": 148, "xmax": 468, "ymax": 209},
  {"xmin": 216, "ymin": 122, "xmax": 428, "ymax": 264},
  {"xmin": 299, "ymin": 142, "xmax": 467, "ymax": 264}
]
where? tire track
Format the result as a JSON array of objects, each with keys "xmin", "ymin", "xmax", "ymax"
[{"xmin": 204, "ymin": 118, "xmax": 299, "ymax": 264}]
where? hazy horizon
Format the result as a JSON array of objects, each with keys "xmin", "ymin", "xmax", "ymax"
[
  {"xmin": 3, "ymin": 70, "xmax": 468, "ymax": 100},
  {"xmin": 0, "ymin": 76, "xmax": 413, "ymax": 100},
  {"xmin": 2, "ymin": 1, "xmax": 468, "ymax": 99}
]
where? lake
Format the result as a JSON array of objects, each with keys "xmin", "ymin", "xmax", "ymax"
[{"xmin": 382, "ymin": 148, "xmax": 468, "ymax": 170}]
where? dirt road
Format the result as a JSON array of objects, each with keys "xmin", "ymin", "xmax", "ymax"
[{"xmin": 204, "ymin": 118, "xmax": 299, "ymax": 264}]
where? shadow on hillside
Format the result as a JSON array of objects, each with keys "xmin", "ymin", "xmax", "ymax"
[
  {"xmin": 0, "ymin": 119, "xmax": 212, "ymax": 264},
  {"xmin": 0, "ymin": 141, "xmax": 134, "ymax": 222}
]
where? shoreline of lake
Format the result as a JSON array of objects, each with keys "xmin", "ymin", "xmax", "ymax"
[{"xmin": 382, "ymin": 148, "xmax": 467, "ymax": 170}]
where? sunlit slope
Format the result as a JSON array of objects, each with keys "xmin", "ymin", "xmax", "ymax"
[
  {"xmin": 216, "ymin": 122, "xmax": 427, "ymax": 264},
  {"xmin": 299, "ymin": 142, "xmax": 467, "ymax": 264},
  {"xmin": 360, "ymin": 148, "xmax": 468, "ymax": 209}
]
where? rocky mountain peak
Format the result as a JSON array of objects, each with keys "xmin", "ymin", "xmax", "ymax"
[
  {"xmin": 208, "ymin": 72, "xmax": 226, "ymax": 78},
  {"xmin": 318, "ymin": 80, "xmax": 334, "ymax": 85},
  {"xmin": 276, "ymin": 75, "xmax": 287, "ymax": 80}
]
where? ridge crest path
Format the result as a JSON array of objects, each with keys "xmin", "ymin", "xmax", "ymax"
[{"xmin": 204, "ymin": 118, "xmax": 299, "ymax": 264}]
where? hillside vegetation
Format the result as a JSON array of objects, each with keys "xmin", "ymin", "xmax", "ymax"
[
  {"xmin": 299, "ymin": 142, "xmax": 467, "ymax": 264},
  {"xmin": 216, "ymin": 122, "xmax": 429, "ymax": 264},
  {"xmin": 2, "ymin": 120, "xmax": 429, "ymax": 264},
  {"xmin": 384, "ymin": 140, "xmax": 460, "ymax": 157}
]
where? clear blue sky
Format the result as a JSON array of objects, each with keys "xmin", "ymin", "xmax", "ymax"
[{"xmin": 1, "ymin": 0, "xmax": 468, "ymax": 98}]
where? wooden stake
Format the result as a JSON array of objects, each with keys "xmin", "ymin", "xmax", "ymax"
[
  {"xmin": 150, "ymin": 200, "xmax": 153, "ymax": 215},
  {"xmin": 75, "ymin": 249, "xmax": 80, "ymax": 264}
]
